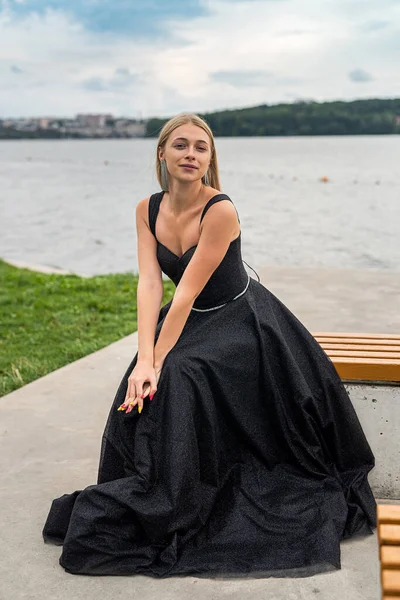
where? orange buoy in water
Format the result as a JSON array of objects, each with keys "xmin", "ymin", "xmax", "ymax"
[{"xmin": 320, "ymin": 176, "xmax": 329, "ymax": 183}]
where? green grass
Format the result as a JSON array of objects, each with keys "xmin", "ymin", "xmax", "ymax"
[{"xmin": 0, "ymin": 258, "xmax": 175, "ymax": 397}]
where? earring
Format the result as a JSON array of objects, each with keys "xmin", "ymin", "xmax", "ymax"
[
  {"xmin": 203, "ymin": 170, "xmax": 210, "ymax": 186},
  {"xmin": 160, "ymin": 160, "xmax": 169, "ymax": 191}
]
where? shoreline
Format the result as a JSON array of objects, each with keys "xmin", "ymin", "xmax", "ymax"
[
  {"xmin": 3, "ymin": 256, "xmax": 400, "ymax": 276},
  {"xmin": 3, "ymin": 256, "xmax": 400, "ymax": 335},
  {"xmin": 2, "ymin": 258, "xmax": 90, "ymax": 277},
  {"xmin": 1, "ymin": 133, "xmax": 400, "ymax": 141}
]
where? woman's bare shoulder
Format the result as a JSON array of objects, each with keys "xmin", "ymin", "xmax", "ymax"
[
  {"xmin": 205, "ymin": 186, "xmax": 225, "ymax": 198},
  {"xmin": 204, "ymin": 188, "xmax": 234, "ymax": 203},
  {"xmin": 136, "ymin": 195, "xmax": 151, "ymax": 210},
  {"xmin": 201, "ymin": 189, "xmax": 239, "ymax": 234},
  {"xmin": 135, "ymin": 195, "xmax": 152, "ymax": 222}
]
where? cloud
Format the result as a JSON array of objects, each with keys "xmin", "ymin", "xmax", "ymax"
[
  {"xmin": 2, "ymin": 0, "xmax": 208, "ymax": 37},
  {"xmin": 10, "ymin": 65, "xmax": 24, "ymax": 74},
  {"xmin": 361, "ymin": 20, "xmax": 390, "ymax": 32},
  {"xmin": 211, "ymin": 70, "xmax": 274, "ymax": 87},
  {"xmin": 81, "ymin": 68, "xmax": 138, "ymax": 93},
  {"xmin": 219, "ymin": 0, "xmax": 289, "ymax": 2},
  {"xmin": 348, "ymin": 68, "xmax": 374, "ymax": 82},
  {"xmin": 275, "ymin": 29, "xmax": 315, "ymax": 36},
  {"xmin": 210, "ymin": 70, "xmax": 304, "ymax": 89},
  {"xmin": 0, "ymin": 0, "xmax": 399, "ymax": 117},
  {"xmin": 81, "ymin": 78, "xmax": 109, "ymax": 93}
]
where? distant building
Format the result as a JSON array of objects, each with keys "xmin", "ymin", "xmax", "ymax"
[
  {"xmin": 76, "ymin": 113, "xmax": 113, "ymax": 128},
  {"xmin": 39, "ymin": 118, "xmax": 51, "ymax": 129},
  {"xmin": 1, "ymin": 113, "xmax": 147, "ymax": 138},
  {"xmin": 114, "ymin": 119, "xmax": 146, "ymax": 137}
]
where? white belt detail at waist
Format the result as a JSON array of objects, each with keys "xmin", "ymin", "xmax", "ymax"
[{"xmin": 191, "ymin": 275, "xmax": 250, "ymax": 312}]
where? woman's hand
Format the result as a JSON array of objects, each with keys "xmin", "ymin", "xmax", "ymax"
[
  {"xmin": 140, "ymin": 364, "xmax": 163, "ymax": 402},
  {"xmin": 154, "ymin": 363, "xmax": 163, "ymax": 386},
  {"xmin": 117, "ymin": 360, "xmax": 157, "ymax": 414}
]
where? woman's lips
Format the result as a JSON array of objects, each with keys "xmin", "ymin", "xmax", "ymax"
[{"xmin": 180, "ymin": 165, "xmax": 197, "ymax": 170}]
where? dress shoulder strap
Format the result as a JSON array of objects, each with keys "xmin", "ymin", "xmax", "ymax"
[
  {"xmin": 148, "ymin": 191, "xmax": 164, "ymax": 238},
  {"xmin": 200, "ymin": 193, "xmax": 240, "ymax": 224}
]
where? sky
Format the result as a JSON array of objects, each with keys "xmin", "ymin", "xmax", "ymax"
[{"xmin": 1, "ymin": 0, "xmax": 400, "ymax": 119}]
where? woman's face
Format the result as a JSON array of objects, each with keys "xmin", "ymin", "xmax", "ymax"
[{"xmin": 159, "ymin": 123, "xmax": 212, "ymax": 186}]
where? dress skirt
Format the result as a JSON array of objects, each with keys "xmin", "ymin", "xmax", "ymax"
[{"xmin": 42, "ymin": 276, "xmax": 377, "ymax": 578}]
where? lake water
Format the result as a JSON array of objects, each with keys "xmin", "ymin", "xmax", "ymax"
[{"xmin": 1, "ymin": 136, "xmax": 399, "ymax": 276}]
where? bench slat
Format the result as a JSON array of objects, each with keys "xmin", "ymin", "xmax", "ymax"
[
  {"xmin": 379, "ymin": 525, "xmax": 400, "ymax": 545},
  {"xmin": 316, "ymin": 338, "xmax": 400, "ymax": 347},
  {"xmin": 381, "ymin": 546, "xmax": 400, "ymax": 568},
  {"xmin": 313, "ymin": 332, "xmax": 400, "ymax": 340},
  {"xmin": 378, "ymin": 504, "xmax": 400, "ymax": 599},
  {"xmin": 329, "ymin": 357, "xmax": 400, "ymax": 365},
  {"xmin": 378, "ymin": 506, "xmax": 400, "ymax": 524},
  {"xmin": 382, "ymin": 569, "xmax": 400, "ymax": 594},
  {"xmin": 323, "ymin": 350, "xmax": 400, "ymax": 359},
  {"xmin": 328, "ymin": 360, "xmax": 400, "ymax": 382},
  {"xmin": 321, "ymin": 344, "xmax": 400, "ymax": 352}
]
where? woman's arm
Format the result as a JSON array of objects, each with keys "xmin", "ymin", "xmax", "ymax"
[
  {"xmin": 153, "ymin": 200, "xmax": 239, "ymax": 370},
  {"xmin": 137, "ymin": 279, "xmax": 163, "ymax": 363},
  {"xmin": 119, "ymin": 198, "xmax": 163, "ymax": 411},
  {"xmin": 135, "ymin": 198, "xmax": 164, "ymax": 363}
]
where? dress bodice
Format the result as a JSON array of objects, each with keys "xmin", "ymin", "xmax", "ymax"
[{"xmin": 148, "ymin": 191, "xmax": 249, "ymax": 310}]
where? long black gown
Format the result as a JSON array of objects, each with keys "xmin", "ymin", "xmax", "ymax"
[{"xmin": 42, "ymin": 191, "xmax": 377, "ymax": 578}]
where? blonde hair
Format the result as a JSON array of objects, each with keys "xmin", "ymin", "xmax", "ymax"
[{"xmin": 156, "ymin": 113, "xmax": 221, "ymax": 191}]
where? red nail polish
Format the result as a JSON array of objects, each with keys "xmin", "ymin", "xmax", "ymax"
[{"xmin": 150, "ymin": 394, "xmax": 154, "ymax": 401}]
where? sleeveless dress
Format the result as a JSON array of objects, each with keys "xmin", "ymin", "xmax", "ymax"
[{"xmin": 42, "ymin": 191, "xmax": 377, "ymax": 578}]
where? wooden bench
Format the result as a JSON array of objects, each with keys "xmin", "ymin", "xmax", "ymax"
[
  {"xmin": 311, "ymin": 335, "xmax": 400, "ymax": 592},
  {"xmin": 377, "ymin": 504, "xmax": 400, "ymax": 598},
  {"xmin": 312, "ymin": 332, "xmax": 400, "ymax": 383}
]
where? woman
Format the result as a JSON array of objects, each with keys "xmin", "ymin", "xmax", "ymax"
[{"xmin": 43, "ymin": 113, "xmax": 377, "ymax": 579}]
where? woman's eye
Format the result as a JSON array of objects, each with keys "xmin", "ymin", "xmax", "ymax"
[{"xmin": 174, "ymin": 144, "xmax": 207, "ymax": 151}]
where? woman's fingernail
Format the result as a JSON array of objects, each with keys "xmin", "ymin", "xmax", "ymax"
[
  {"xmin": 150, "ymin": 394, "xmax": 154, "ymax": 401},
  {"xmin": 138, "ymin": 405, "xmax": 142, "ymax": 414}
]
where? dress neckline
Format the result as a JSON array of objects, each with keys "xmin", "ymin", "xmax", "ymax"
[
  {"xmin": 158, "ymin": 241, "xmax": 198, "ymax": 261},
  {"xmin": 154, "ymin": 191, "xmax": 236, "ymax": 261},
  {"xmin": 157, "ymin": 234, "xmax": 241, "ymax": 262}
]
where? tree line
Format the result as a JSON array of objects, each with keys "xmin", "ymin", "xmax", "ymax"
[{"xmin": 146, "ymin": 98, "xmax": 400, "ymax": 137}]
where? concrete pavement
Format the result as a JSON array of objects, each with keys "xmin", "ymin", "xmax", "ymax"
[{"xmin": 257, "ymin": 264, "xmax": 400, "ymax": 334}]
